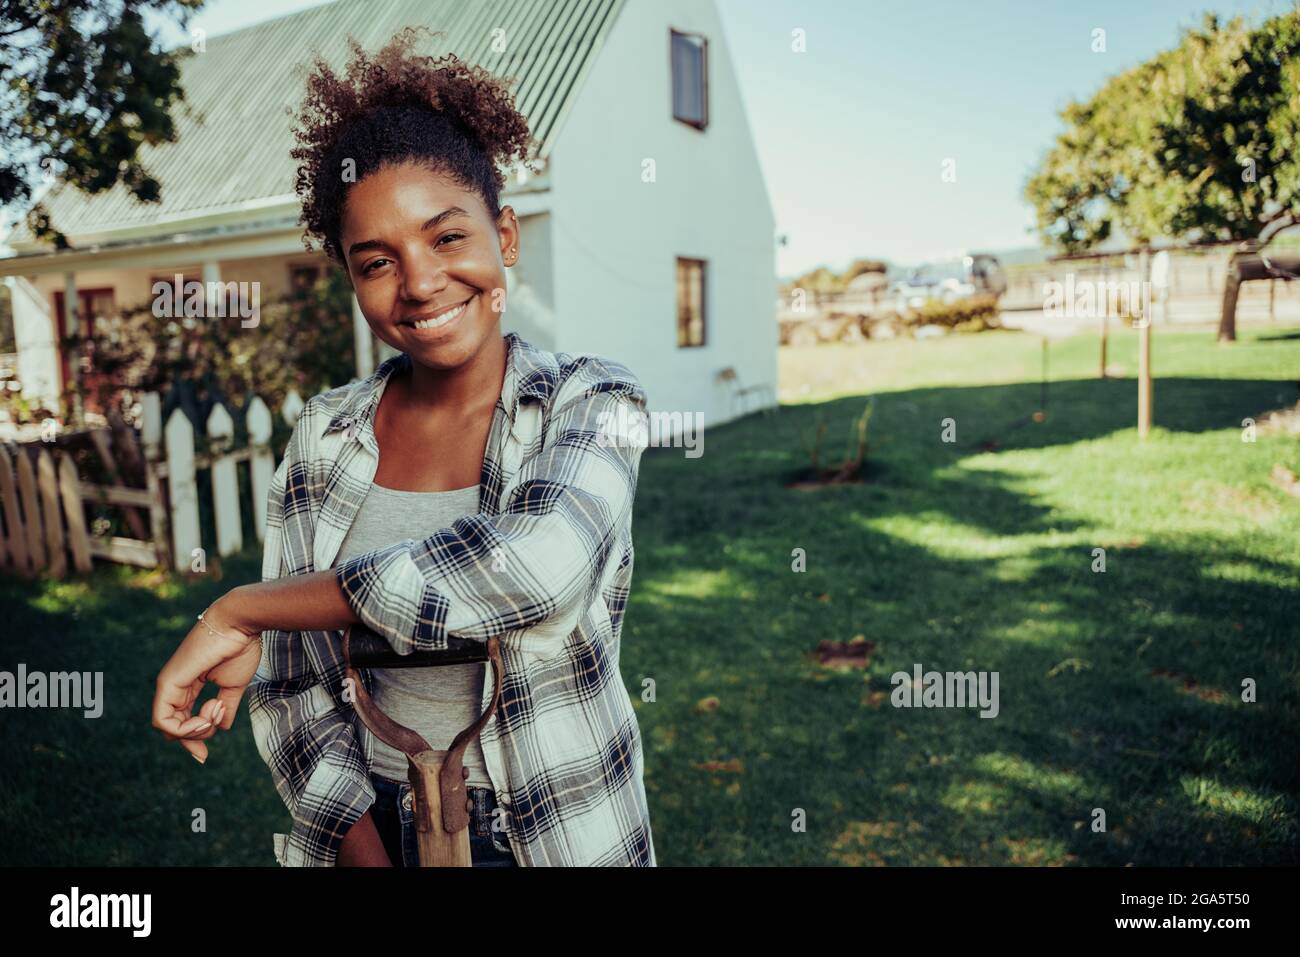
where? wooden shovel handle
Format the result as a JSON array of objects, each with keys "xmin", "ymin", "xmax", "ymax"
[
  {"xmin": 437, "ymin": 636, "xmax": 503, "ymax": 834},
  {"xmin": 342, "ymin": 627, "xmax": 505, "ymax": 840}
]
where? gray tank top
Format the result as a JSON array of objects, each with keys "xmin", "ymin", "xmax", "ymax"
[{"xmin": 334, "ymin": 481, "xmax": 492, "ymax": 787}]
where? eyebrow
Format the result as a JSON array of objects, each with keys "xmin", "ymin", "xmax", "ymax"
[{"xmin": 346, "ymin": 206, "xmax": 472, "ymax": 257}]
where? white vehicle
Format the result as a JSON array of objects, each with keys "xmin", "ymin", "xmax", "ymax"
[{"xmin": 890, "ymin": 254, "xmax": 1007, "ymax": 310}]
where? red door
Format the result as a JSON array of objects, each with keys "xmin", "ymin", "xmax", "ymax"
[{"xmin": 52, "ymin": 287, "xmax": 115, "ymax": 415}]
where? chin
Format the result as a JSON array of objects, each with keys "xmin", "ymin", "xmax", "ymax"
[{"xmin": 409, "ymin": 325, "xmax": 493, "ymax": 370}]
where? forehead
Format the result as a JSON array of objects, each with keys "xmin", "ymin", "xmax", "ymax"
[{"xmin": 341, "ymin": 161, "xmax": 490, "ymax": 235}]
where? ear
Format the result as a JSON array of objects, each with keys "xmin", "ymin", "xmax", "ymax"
[{"xmin": 497, "ymin": 205, "xmax": 520, "ymax": 261}]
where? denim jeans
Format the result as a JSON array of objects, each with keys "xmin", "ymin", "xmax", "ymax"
[{"xmin": 368, "ymin": 774, "xmax": 518, "ymax": 868}]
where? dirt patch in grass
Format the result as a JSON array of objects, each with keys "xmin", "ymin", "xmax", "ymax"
[
  {"xmin": 1150, "ymin": 668, "xmax": 1229, "ymax": 704},
  {"xmin": 785, "ymin": 459, "xmax": 886, "ymax": 490},
  {"xmin": 813, "ymin": 635, "xmax": 876, "ymax": 669}
]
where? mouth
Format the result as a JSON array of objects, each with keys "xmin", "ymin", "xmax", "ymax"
[{"xmin": 400, "ymin": 297, "xmax": 473, "ymax": 337}]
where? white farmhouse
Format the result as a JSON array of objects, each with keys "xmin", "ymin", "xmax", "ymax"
[{"xmin": 0, "ymin": 0, "xmax": 777, "ymax": 432}]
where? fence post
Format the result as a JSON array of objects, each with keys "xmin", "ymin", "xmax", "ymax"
[
  {"xmin": 57, "ymin": 452, "xmax": 92, "ymax": 573},
  {"xmin": 247, "ymin": 395, "xmax": 274, "ymax": 544},
  {"xmin": 0, "ymin": 445, "xmax": 30, "ymax": 576},
  {"xmin": 165, "ymin": 407, "xmax": 201, "ymax": 573},
  {"xmin": 141, "ymin": 393, "xmax": 172, "ymax": 572},
  {"xmin": 0, "ymin": 459, "xmax": 7, "ymax": 570},
  {"xmin": 281, "ymin": 388, "xmax": 304, "ymax": 427},
  {"xmin": 14, "ymin": 448, "xmax": 45, "ymax": 572},
  {"xmin": 207, "ymin": 403, "xmax": 242, "ymax": 557},
  {"xmin": 36, "ymin": 448, "xmax": 66, "ymax": 580}
]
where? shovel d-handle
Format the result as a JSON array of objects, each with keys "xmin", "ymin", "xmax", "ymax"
[{"xmin": 342, "ymin": 624, "xmax": 505, "ymax": 867}]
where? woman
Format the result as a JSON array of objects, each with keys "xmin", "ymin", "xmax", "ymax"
[{"xmin": 150, "ymin": 29, "xmax": 656, "ymax": 868}]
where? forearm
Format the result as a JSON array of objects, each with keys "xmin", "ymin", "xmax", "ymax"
[{"xmin": 220, "ymin": 570, "xmax": 360, "ymax": 637}]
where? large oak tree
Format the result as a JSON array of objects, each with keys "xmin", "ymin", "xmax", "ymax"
[{"xmin": 1025, "ymin": 11, "xmax": 1300, "ymax": 340}]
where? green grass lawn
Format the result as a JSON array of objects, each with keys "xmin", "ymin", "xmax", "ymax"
[{"xmin": 2, "ymin": 323, "xmax": 1297, "ymax": 865}]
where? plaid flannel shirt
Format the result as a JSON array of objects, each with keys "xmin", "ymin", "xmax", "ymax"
[{"xmin": 248, "ymin": 332, "xmax": 656, "ymax": 866}]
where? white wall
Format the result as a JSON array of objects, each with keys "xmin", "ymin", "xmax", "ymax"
[
  {"xmin": 548, "ymin": 0, "xmax": 777, "ymax": 432},
  {"xmin": 502, "ymin": 211, "xmax": 558, "ymax": 352},
  {"xmin": 7, "ymin": 277, "xmax": 60, "ymax": 411}
]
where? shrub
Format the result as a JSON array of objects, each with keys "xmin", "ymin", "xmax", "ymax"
[{"xmin": 906, "ymin": 293, "xmax": 1001, "ymax": 332}]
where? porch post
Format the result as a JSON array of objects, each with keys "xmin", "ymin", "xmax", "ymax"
[
  {"xmin": 62, "ymin": 270, "xmax": 81, "ymax": 426},
  {"xmin": 202, "ymin": 260, "xmax": 221, "ymax": 318}
]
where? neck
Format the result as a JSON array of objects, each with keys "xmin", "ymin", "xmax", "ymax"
[{"xmin": 401, "ymin": 334, "xmax": 508, "ymax": 414}]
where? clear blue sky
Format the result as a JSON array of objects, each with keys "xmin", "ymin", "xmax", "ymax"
[{"xmin": 154, "ymin": 0, "xmax": 1291, "ymax": 277}]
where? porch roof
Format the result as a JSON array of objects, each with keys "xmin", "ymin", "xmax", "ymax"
[{"xmin": 4, "ymin": 0, "xmax": 620, "ymax": 255}]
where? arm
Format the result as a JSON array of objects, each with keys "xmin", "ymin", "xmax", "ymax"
[
  {"xmin": 330, "ymin": 368, "xmax": 649, "ymax": 658},
  {"xmin": 209, "ymin": 365, "xmax": 648, "ymax": 654}
]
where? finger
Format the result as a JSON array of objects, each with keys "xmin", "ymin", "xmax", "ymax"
[
  {"xmin": 178, "ymin": 736, "xmax": 209, "ymax": 764},
  {"xmin": 215, "ymin": 687, "xmax": 244, "ymax": 729},
  {"xmin": 152, "ymin": 673, "xmax": 203, "ymax": 734},
  {"xmin": 178, "ymin": 699, "xmax": 225, "ymax": 740},
  {"xmin": 158, "ymin": 708, "xmax": 213, "ymax": 740}
]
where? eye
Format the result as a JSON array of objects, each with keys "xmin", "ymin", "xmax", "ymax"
[
  {"xmin": 437, "ymin": 232, "xmax": 466, "ymax": 246},
  {"xmin": 361, "ymin": 258, "xmax": 390, "ymax": 275}
]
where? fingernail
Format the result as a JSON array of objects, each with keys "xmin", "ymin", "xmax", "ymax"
[
  {"xmin": 196, "ymin": 721, "xmax": 212, "ymax": 732},
  {"xmin": 191, "ymin": 752, "xmax": 205, "ymax": 764}
]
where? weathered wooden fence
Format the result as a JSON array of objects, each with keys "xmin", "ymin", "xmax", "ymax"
[{"xmin": 0, "ymin": 389, "xmax": 305, "ymax": 578}]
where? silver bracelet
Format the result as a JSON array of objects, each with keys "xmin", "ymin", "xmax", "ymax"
[{"xmin": 196, "ymin": 606, "xmax": 261, "ymax": 645}]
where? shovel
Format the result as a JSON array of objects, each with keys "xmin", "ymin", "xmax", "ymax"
[{"xmin": 342, "ymin": 623, "xmax": 504, "ymax": 867}]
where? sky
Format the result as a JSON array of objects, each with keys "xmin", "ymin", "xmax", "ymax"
[{"xmin": 139, "ymin": 0, "xmax": 1300, "ymax": 276}]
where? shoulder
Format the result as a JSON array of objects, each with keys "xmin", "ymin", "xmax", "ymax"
[
  {"xmin": 295, "ymin": 351, "xmax": 407, "ymax": 445},
  {"xmin": 513, "ymin": 335, "xmax": 648, "ymax": 412}
]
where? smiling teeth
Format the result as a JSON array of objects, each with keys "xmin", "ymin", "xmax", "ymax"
[{"xmin": 412, "ymin": 300, "xmax": 467, "ymax": 329}]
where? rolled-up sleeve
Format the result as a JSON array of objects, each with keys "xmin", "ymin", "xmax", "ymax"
[{"xmin": 334, "ymin": 366, "xmax": 649, "ymax": 658}]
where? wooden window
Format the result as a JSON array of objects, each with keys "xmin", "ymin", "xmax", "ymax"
[
  {"xmin": 676, "ymin": 257, "xmax": 706, "ymax": 348},
  {"xmin": 671, "ymin": 29, "xmax": 708, "ymax": 129}
]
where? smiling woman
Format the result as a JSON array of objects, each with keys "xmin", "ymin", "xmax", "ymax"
[{"xmin": 149, "ymin": 26, "xmax": 657, "ymax": 869}]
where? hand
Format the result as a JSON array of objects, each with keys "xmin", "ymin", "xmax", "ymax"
[{"xmin": 151, "ymin": 592, "xmax": 263, "ymax": 764}]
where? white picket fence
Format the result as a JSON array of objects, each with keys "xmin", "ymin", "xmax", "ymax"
[{"xmin": 0, "ymin": 388, "xmax": 305, "ymax": 577}]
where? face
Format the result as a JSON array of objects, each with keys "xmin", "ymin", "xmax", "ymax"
[{"xmin": 339, "ymin": 160, "xmax": 518, "ymax": 371}]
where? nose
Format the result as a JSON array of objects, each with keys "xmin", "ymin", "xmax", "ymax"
[{"xmin": 398, "ymin": 246, "xmax": 448, "ymax": 304}]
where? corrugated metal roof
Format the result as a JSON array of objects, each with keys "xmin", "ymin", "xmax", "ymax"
[{"xmin": 11, "ymin": 0, "xmax": 624, "ymax": 246}]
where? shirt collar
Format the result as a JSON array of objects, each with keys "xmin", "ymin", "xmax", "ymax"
[{"xmin": 321, "ymin": 331, "xmax": 556, "ymax": 440}]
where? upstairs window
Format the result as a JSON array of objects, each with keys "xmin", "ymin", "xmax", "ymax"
[
  {"xmin": 671, "ymin": 29, "xmax": 708, "ymax": 129},
  {"xmin": 676, "ymin": 257, "xmax": 706, "ymax": 348}
]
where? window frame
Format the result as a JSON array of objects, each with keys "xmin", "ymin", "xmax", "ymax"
[
  {"xmin": 676, "ymin": 256, "xmax": 707, "ymax": 349},
  {"xmin": 670, "ymin": 28, "xmax": 709, "ymax": 131}
]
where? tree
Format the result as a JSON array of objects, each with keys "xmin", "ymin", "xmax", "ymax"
[
  {"xmin": 1025, "ymin": 11, "xmax": 1300, "ymax": 340},
  {"xmin": 0, "ymin": 0, "xmax": 205, "ymax": 249}
]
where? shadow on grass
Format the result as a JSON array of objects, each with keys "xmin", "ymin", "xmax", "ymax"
[
  {"xmin": 630, "ymin": 376, "xmax": 1299, "ymax": 866},
  {"xmin": 0, "ymin": 374, "xmax": 1296, "ymax": 865}
]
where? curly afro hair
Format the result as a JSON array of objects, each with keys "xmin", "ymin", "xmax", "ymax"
[{"xmin": 290, "ymin": 27, "xmax": 536, "ymax": 264}]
